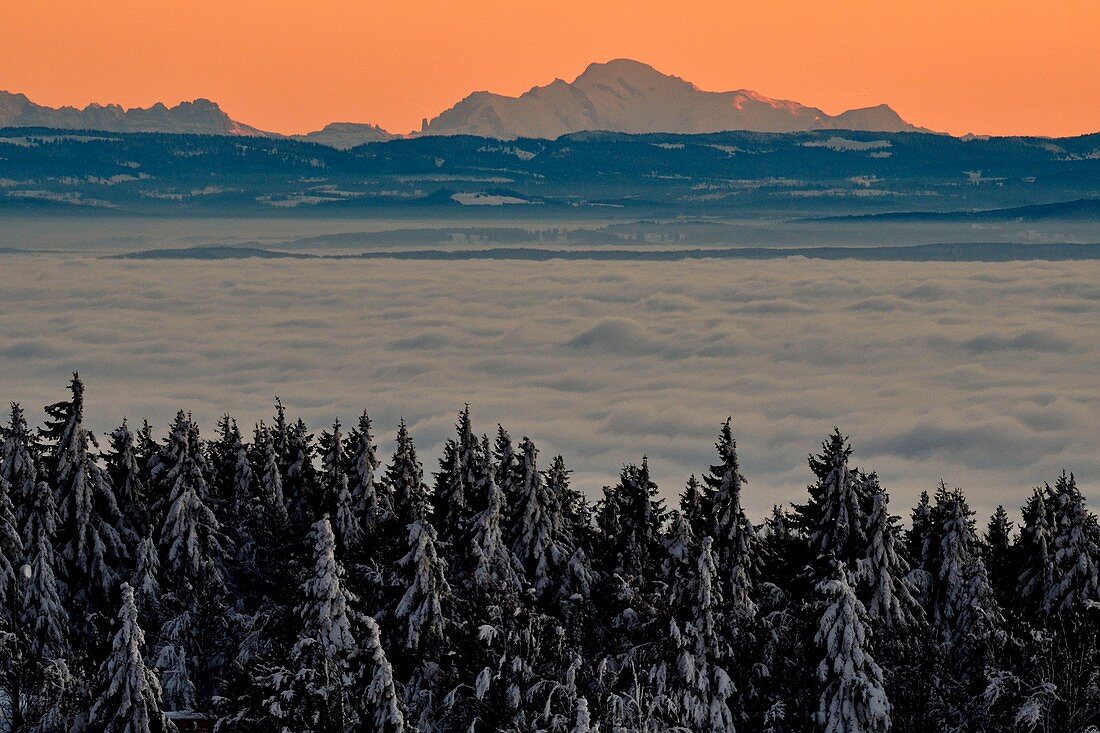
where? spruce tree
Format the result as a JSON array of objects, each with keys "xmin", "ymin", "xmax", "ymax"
[
  {"xmin": 0, "ymin": 474, "xmax": 23, "ymax": 615},
  {"xmin": 673, "ymin": 536, "xmax": 736, "ymax": 732},
  {"xmin": 433, "ymin": 406, "xmax": 483, "ymax": 547},
  {"xmin": 814, "ymin": 562, "xmax": 890, "ymax": 733},
  {"xmin": 43, "ymin": 374, "xmax": 126, "ymax": 635},
  {"xmin": 470, "ymin": 471, "xmax": 522, "ymax": 593},
  {"xmin": 355, "ymin": 614, "xmax": 406, "ymax": 733},
  {"xmin": 597, "ymin": 457, "xmax": 666, "ymax": 584},
  {"xmin": 511, "ymin": 436, "xmax": 567, "ymax": 596},
  {"xmin": 2, "ymin": 402, "xmax": 39, "ymax": 529},
  {"xmin": 320, "ymin": 419, "xmax": 360, "ymax": 551},
  {"xmin": 215, "ymin": 416, "xmax": 257, "ymax": 556},
  {"xmin": 21, "ymin": 534, "xmax": 69, "ymax": 646},
  {"xmin": 20, "ymin": 479, "xmax": 67, "ymax": 658},
  {"xmin": 984, "ymin": 504, "xmax": 1016, "ymax": 607},
  {"xmin": 859, "ymin": 482, "xmax": 922, "ymax": 631},
  {"xmin": 284, "ymin": 418, "xmax": 319, "ymax": 527},
  {"xmin": 931, "ymin": 486, "xmax": 1000, "ymax": 728},
  {"xmin": 396, "ymin": 518, "xmax": 450, "ymax": 728},
  {"xmin": 252, "ymin": 423, "xmax": 288, "ymax": 526},
  {"xmin": 16, "ymin": 500, "xmax": 72, "ymax": 732},
  {"xmin": 798, "ymin": 429, "xmax": 868, "ymax": 573},
  {"xmin": 153, "ymin": 412, "xmax": 230, "ymax": 710},
  {"xmin": 548, "ymin": 453, "xmax": 587, "ymax": 554},
  {"xmin": 906, "ymin": 490, "xmax": 935, "ymax": 576},
  {"xmin": 759, "ymin": 504, "xmax": 802, "ymax": 591},
  {"xmin": 268, "ymin": 518, "xmax": 358, "ymax": 733},
  {"xmin": 680, "ymin": 473, "xmax": 709, "ymax": 539},
  {"xmin": 493, "ymin": 425, "xmax": 522, "ymax": 540},
  {"xmin": 397, "ymin": 519, "xmax": 449, "ymax": 652},
  {"xmin": 1017, "ymin": 487, "xmax": 1055, "ymax": 618},
  {"xmin": 345, "ymin": 411, "xmax": 386, "ymax": 549},
  {"xmin": 89, "ymin": 583, "xmax": 168, "ymax": 733},
  {"xmin": 934, "ymin": 488, "xmax": 998, "ymax": 642},
  {"xmin": 210, "ymin": 415, "xmax": 253, "ymax": 540},
  {"xmin": 386, "ymin": 420, "xmax": 429, "ymax": 531},
  {"xmin": 130, "ymin": 532, "xmax": 161, "ymax": 619},
  {"xmin": 703, "ymin": 419, "xmax": 759, "ymax": 620},
  {"xmin": 1047, "ymin": 471, "xmax": 1100, "ymax": 614},
  {"xmin": 104, "ymin": 420, "xmax": 150, "ymax": 540}
]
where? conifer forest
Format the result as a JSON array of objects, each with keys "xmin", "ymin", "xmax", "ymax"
[{"xmin": 1, "ymin": 373, "xmax": 1098, "ymax": 733}]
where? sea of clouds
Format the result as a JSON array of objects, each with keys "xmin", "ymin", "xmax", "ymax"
[{"xmin": 1, "ymin": 253, "xmax": 1097, "ymax": 521}]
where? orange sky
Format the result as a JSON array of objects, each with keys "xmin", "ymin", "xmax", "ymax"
[{"xmin": 2, "ymin": 0, "xmax": 1098, "ymax": 137}]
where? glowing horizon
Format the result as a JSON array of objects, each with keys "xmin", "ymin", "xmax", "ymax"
[{"xmin": 2, "ymin": 0, "xmax": 1098, "ymax": 137}]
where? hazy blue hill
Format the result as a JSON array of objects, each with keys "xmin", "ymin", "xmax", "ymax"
[
  {"xmin": 821, "ymin": 198, "xmax": 1100, "ymax": 222},
  {"xmin": 105, "ymin": 242, "xmax": 1100, "ymax": 262},
  {"xmin": 2, "ymin": 126, "xmax": 1099, "ymax": 217}
]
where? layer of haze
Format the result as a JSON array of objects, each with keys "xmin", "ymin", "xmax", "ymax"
[
  {"xmin": 3, "ymin": 1, "xmax": 1099, "ymax": 137},
  {"xmin": 1, "ymin": 253, "xmax": 1097, "ymax": 522}
]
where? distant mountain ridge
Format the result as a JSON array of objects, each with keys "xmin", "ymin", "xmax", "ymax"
[
  {"xmin": 0, "ymin": 91, "xmax": 268, "ymax": 136},
  {"xmin": 420, "ymin": 59, "xmax": 926, "ymax": 138},
  {"xmin": 291, "ymin": 122, "xmax": 395, "ymax": 148},
  {"xmin": 5, "ymin": 60, "xmax": 929, "ymax": 144}
]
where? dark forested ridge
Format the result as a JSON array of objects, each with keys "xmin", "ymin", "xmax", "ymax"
[
  {"xmin": 2, "ymin": 127, "xmax": 1100, "ymax": 217},
  {"xmin": 2, "ymin": 375, "xmax": 1099, "ymax": 732}
]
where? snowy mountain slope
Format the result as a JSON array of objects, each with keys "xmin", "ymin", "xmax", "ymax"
[{"xmin": 420, "ymin": 59, "xmax": 924, "ymax": 138}]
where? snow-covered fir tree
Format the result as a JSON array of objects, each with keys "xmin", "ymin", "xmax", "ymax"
[
  {"xmin": 89, "ymin": 582, "xmax": 168, "ymax": 733},
  {"xmin": 469, "ymin": 469, "xmax": 522, "ymax": 593},
  {"xmin": 267, "ymin": 518, "xmax": 358, "ymax": 733},
  {"xmin": 934, "ymin": 487, "xmax": 999, "ymax": 642},
  {"xmin": 356, "ymin": 614, "xmax": 406, "ymax": 733},
  {"xmin": 906, "ymin": 490, "xmax": 935, "ymax": 577},
  {"xmin": 344, "ymin": 411, "xmax": 386, "ymax": 550},
  {"xmin": 130, "ymin": 532, "xmax": 161, "ymax": 619},
  {"xmin": 814, "ymin": 562, "xmax": 891, "ymax": 733},
  {"xmin": 493, "ymin": 425, "xmax": 522, "ymax": 541},
  {"xmin": 42, "ymin": 373, "xmax": 127, "ymax": 634},
  {"xmin": 511, "ymin": 436, "xmax": 567, "ymax": 596},
  {"xmin": 798, "ymin": 429, "xmax": 869, "ymax": 573},
  {"xmin": 2, "ymin": 402, "xmax": 40, "ymax": 529},
  {"xmin": 433, "ymin": 406, "xmax": 483, "ymax": 548},
  {"xmin": 15, "ymin": 502, "xmax": 72, "ymax": 732},
  {"xmin": 396, "ymin": 518, "xmax": 451, "ymax": 727},
  {"xmin": 0, "ymin": 474, "xmax": 22, "ymax": 615},
  {"xmin": 20, "ymin": 495, "xmax": 68, "ymax": 661},
  {"xmin": 703, "ymin": 418, "xmax": 759, "ymax": 620},
  {"xmin": 252, "ymin": 422, "xmax": 288, "ymax": 526},
  {"xmin": 669, "ymin": 535, "xmax": 736, "ymax": 732},
  {"xmin": 153, "ymin": 411, "xmax": 230, "ymax": 709},
  {"xmin": 218, "ymin": 417, "xmax": 257, "ymax": 547},
  {"xmin": 1047, "ymin": 471, "xmax": 1100, "ymax": 614},
  {"xmin": 680, "ymin": 473, "xmax": 709, "ymax": 539},
  {"xmin": 284, "ymin": 418, "xmax": 319, "ymax": 526},
  {"xmin": 859, "ymin": 481, "xmax": 922, "ymax": 631},
  {"xmin": 397, "ymin": 519, "xmax": 450, "ymax": 653},
  {"xmin": 319, "ymin": 419, "xmax": 360, "ymax": 551},
  {"xmin": 104, "ymin": 419, "xmax": 150, "ymax": 540},
  {"xmin": 597, "ymin": 456, "xmax": 666, "ymax": 584},
  {"xmin": 984, "ymin": 504, "xmax": 1016, "ymax": 606},
  {"xmin": 1016, "ymin": 486, "xmax": 1055, "ymax": 617},
  {"xmin": 387, "ymin": 419, "xmax": 429, "ymax": 531}
]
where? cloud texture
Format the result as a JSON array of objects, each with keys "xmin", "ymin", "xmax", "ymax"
[{"xmin": 1, "ymin": 253, "xmax": 1097, "ymax": 520}]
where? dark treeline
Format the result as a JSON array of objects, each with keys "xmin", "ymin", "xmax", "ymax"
[{"xmin": 1, "ymin": 374, "xmax": 1098, "ymax": 733}]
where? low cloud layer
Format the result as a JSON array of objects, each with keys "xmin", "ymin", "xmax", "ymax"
[{"xmin": 1, "ymin": 253, "xmax": 1097, "ymax": 521}]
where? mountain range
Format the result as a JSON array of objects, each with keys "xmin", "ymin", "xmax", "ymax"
[
  {"xmin": 0, "ymin": 91, "xmax": 267, "ymax": 136},
  {"xmin": 420, "ymin": 59, "xmax": 923, "ymax": 138},
  {"xmin": 1, "ymin": 60, "xmax": 925, "ymax": 145}
]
